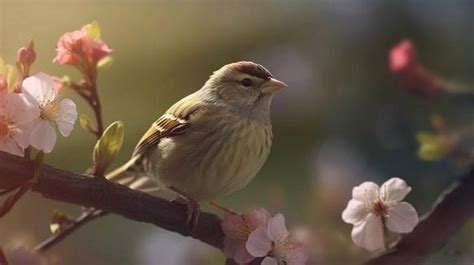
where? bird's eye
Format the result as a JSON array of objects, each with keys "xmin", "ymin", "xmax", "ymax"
[{"xmin": 240, "ymin": 78, "xmax": 252, "ymax": 87}]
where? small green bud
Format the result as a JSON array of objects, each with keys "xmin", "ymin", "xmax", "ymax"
[
  {"xmin": 93, "ymin": 121, "xmax": 124, "ymax": 177},
  {"xmin": 79, "ymin": 114, "xmax": 96, "ymax": 134}
]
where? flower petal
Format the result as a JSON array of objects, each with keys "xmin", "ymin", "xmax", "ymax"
[
  {"xmin": 233, "ymin": 243, "xmax": 255, "ymax": 264},
  {"xmin": 56, "ymin": 98, "xmax": 77, "ymax": 136},
  {"xmin": 266, "ymin": 214, "xmax": 289, "ymax": 242},
  {"xmin": 386, "ymin": 202, "xmax": 419, "ymax": 233},
  {"xmin": 290, "ymin": 244, "xmax": 311, "ymax": 265},
  {"xmin": 380, "ymin": 177, "xmax": 412, "ymax": 202},
  {"xmin": 22, "ymin": 73, "xmax": 57, "ymax": 105},
  {"xmin": 13, "ymin": 125, "xmax": 31, "ymax": 148},
  {"xmin": 223, "ymin": 238, "xmax": 254, "ymax": 264},
  {"xmin": 4, "ymin": 93, "xmax": 38, "ymax": 124},
  {"xmin": 30, "ymin": 120, "xmax": 57, "ymax": 153},
  {"xmin": 351, "ymin": 213, "xmax": 385, "ymax": 251},
  {"xmin": 246, "ymin": 227, "xmax": 272, "ymax": 257},
  {"xmin": 352, "ymin": 181, "xmax": 379, "ymax": 202},
  {"xmin": 247, "ymin": 208, "xmax": 271, "ymax": 228},
  {"xmin": 0, "ymin": 137, "xmax": 24, "ymax": 156},
  {"xmin": 261, "ymin": 257, "xmax": 278, "ymax": 265},
  {"xmin": 342, "ymin": 199, "xmax": 368, "ymax": 225},
  {"xmin": 221, "ymin": 213, "xmax": 245, "ymax": 237}
]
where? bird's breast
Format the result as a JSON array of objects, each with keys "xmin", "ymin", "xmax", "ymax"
[{"xmin": 149, "ymin": 114, "xmax": 272, "ymax": 200}]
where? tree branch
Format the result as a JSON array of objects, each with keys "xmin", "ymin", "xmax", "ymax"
[
  {"xmin": 1, "ymin": 150, "xmax": 473, "ymax": 265},
  {"xmin": 365, "ymin": 166, "xmax": 474, "ymax": 265},
  {"xmin": 0, "ymin": 152, "xmax": 224, "ymax": 250}
]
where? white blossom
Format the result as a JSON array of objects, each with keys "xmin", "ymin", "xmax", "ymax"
[
  {"xmin": 21, "ymin": 72, "xmax": 77, "ymax": 153},
  {"xmin": 342, "ymin": 177, "xmax": 419, "ymax": 251}
]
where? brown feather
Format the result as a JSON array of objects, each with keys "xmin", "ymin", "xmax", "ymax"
[
  {"xmin": 132, "ymin": 96, "xmax": 203, "ymax": 157},
  {"xmin": 228, "ymin": 61, "xmax": 272, "ymax": 80},
  {"xmin": 133, "ymin": 115, "xmax": 189, "ymax": 157}
]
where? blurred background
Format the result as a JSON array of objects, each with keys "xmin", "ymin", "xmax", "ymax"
[{"xmin": 1, "ymin": 0, "xmax": 473, "ymax": 264}]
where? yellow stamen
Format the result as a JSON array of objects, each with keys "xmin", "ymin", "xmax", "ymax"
[
  {"xmin": 230, "ymin": 216, "xmax": 256, "ymax": 240},
  {"xmin": 0, "ymin": 118, "xmax": 11, "ymax": 137},
  {"xmin": 40, "ymin": 101, "xmax": 60, "ymax": 120}
]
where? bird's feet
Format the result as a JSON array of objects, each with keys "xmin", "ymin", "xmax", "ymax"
[{"xmin": 169, "ymin": 186, "xmax": 200, "ymax": 232}]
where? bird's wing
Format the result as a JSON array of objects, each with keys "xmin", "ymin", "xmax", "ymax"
[{"xmin": 132, "ymin": 95, "xmax": 203, "ymax": 157}]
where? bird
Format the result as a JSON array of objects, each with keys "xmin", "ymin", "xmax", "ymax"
[{"xmin": 107, "ymin": 61, "xmax": 286, "ymax": 225}]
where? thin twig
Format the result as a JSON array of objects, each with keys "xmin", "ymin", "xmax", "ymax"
[
  {"xmin": 0, "ymin": 248, "xmax": 9, "ymax": 265},
  {"xmin": 0, "ymin": 186, "xmax": 20, "ymax": 197},
  {"xmin": 0, "ymin": 185, "xmax": 30, "ymax": 218},
  {"xmin": 89, "ymin": 88, "xmax": 104, "ymax": 136},
  {"xmin": 35, "ymin": 209, "xmax": 107, "ymax": 253}
]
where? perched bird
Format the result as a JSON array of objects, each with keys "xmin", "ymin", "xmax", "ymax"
[{"xmin": 107, "ymin": 61, "xmax": 286, "ymax": 222}]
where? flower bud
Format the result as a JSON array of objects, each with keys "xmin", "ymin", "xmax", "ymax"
[
  {"xmin": 93, "ymin": 121, "xmax": 124, "ymax": 177},
  {"xmin": 17, "ymin": 41, "xmax": 36, "ymax": 65},
  {"xmin": 389, "ymin": 40, "xmax": 443, "ymax": 99}
]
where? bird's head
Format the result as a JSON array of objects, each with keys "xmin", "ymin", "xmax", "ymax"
[{"xmin": 201, "ymin": 61, "xmax": 287, "ymax": 112}]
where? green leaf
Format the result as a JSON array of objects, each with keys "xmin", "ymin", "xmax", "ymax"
[
  {"xmin": 97, "ymin": 56, "xmax": 113, "ymax": 70},
  {"xmin": 84, "ymin": 21, "xmax": 101, "ymax": 39},
  {"xmin": 79, "ymin": 113, "xmax": 96, "ymax": 133},
  {"xmin": 416, "ymin": 132, "xmax": 451, "ymax": 161},
  {"xmin": 93, "ymin": 121, "xmax": 124, "ymax": 177}
]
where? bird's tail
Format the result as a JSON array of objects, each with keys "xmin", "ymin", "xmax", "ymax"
[{"xmin": 105, "ymin": 157, "xmax": 159, "ymax": 193}]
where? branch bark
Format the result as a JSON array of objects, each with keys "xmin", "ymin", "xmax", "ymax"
[
  {"xmin": 0, "ymin": 152, "xmax": 224, "ymax": 250},
  {"xmin": 1, "ymin": 151, "xmax": 473, "ymax": 265},
  {"xmin": 365, "ymin": 167, "xmax": 474, "ymax": 265}
]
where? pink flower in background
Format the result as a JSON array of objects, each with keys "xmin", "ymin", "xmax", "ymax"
[
  {"xmin": 246, "ymin": 214, "xmax": 309, "ymax": 265},
  {"xmin": 53, "ymin": 25, "xmax": 112, "ymax": 66},
  {"xmin": 389, "ymin": 40, "xmax": 442, "ymax": 99},
  {"xmin": 21, "ymin": 73, "xmax": 77, "ymax": 153},
  {"xmin": 221, "ymin": 208, "xmax": 271, "ymax": 264},
  {"xmin": 389, "ymin": 40, "xmax": 417, "ymax": 72},
  {"xmin": 4, "ymin": 246, "xmax": 49, "ymax": 265},
  {"xmin": 53, "ymin": 30, "xmax": 86, "ymax": 65},
  {"xmin": 0, "ymin": 92, "xmax": 36, "ymax": 156},
  {"xmin": 342, "ymin": 177, "xmax": 419, "ymax": 251}
]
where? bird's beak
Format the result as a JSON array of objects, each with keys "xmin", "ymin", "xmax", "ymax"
[{"xmin": 261, "ymin": 78, "xmax": 288, "ymax": 94}]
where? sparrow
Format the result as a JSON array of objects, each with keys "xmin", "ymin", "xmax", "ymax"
[{"xmin": 107, "ymin": 61, "xmax": 286, "ymax": 223}]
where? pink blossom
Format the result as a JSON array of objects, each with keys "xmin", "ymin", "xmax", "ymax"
[
  {"xmin": 53, "ymin": 26, "xmax": 112, "ymax": 66},
  {"xmin": 221, "ymin": 208, "xmax": 271, "ymax": 264},
  {"xmin": 388, "ymin": 40, "xmax": 442, "ymax": 99},
  {"xmin": 246, "ymin": 214, "xmax": 309, "ymax": 265},
  {"xmin": 0, "ymin": 92, "xmax": 36, "ymax": 156}
]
